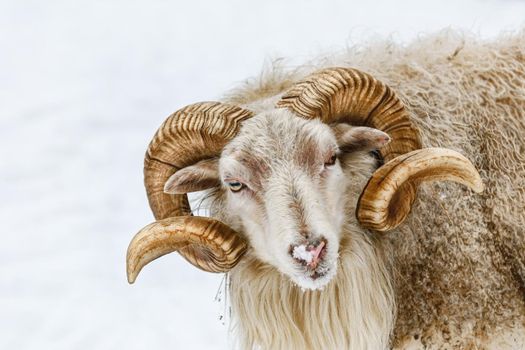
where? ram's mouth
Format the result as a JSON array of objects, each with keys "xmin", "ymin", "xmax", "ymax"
[{"xmin": 309, "ymin": 269, "xmax": 328, "ymax": 280}]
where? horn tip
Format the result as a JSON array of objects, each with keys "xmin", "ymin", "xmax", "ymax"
[
  {"xmin": 127, "ymin": 270, "xmax": 137, "ymax": 284},
  {"xmin": 127, "ymin": 254, "xmax": 138, "ymax": 284}
]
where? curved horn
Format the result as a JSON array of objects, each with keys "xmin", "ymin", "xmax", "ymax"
[
  {"xmin": 145, "ymin": 102, "xmax": 253, "ymax": 219},
  {"xmin": 128, "ymin": 102, "xmax": 252, "ymax": 280},
  {"xmin": 276, "ymin": 67, "xmax": 422, "ymax": 162},
  {"xmin": 356, "ymin": 148, "xmax": 483, "ymax": 231},
  {"xmin": 127, "ymin": 216, "xmax": 247, "ymax": 283}
]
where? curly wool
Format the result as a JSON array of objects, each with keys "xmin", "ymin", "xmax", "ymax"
[{"xmin": 223, "ymin": 29, "xmax": 525, "ymax": 349}]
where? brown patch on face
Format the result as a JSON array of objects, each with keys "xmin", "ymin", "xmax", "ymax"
[
  {"xmin": 294, "ymin": 133, "xmax": 334, "ymax": 177},
  {"xmin": 229, "ymin": 149, "xmax": 271, "ymax": 190},
  {"xmin": 288, "ymin": 188, "xmax": 309, "ymax": 239},
  {"xmin": 296, "ymin": 138, "xmax": 319, "ymax": 173}
]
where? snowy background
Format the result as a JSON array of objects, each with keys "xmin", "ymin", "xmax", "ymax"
[{"xmin": 1, "ymin": 1, "xmax": 524, "ymax": 349}]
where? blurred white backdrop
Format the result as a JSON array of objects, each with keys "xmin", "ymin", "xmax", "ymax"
[{"xmin": 1, "ymin": 1, "xmax": 524, "ymax": 349}]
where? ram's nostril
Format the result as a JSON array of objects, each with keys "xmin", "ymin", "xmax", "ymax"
[
  {"xmin": 310, "ymin": 238, "xmax": 322, "ymax": 248},
  {"xmin": 308, "ymin": 236, "xmax": 326, "ymax": 249}
]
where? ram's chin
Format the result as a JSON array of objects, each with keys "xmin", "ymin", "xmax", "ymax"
[{"xmin": 289, "ymin": 261, "xmax": 338, "ymax": 291}]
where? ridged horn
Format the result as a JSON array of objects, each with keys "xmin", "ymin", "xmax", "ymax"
[
  {"xmin": 127, "ymin": 216, "xmax": 247, "ymax": 283},
  {"xmin": 356, "ymin": 148, "xmax": 484, "ymax": 231},
  {"xmin": 127, "ymin": 102, "xmax": 252, "ymax": 282},
  {"xmin": 276, "ymin": 67, "xmax": 422, "ymax": 163}
]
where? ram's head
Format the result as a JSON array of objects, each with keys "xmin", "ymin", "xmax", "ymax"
[{"xmin": 126, "ymin": 68, "xmax": 483, "ymax": 290}]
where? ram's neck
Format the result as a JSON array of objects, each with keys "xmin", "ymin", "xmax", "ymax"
[{"xmin": 228, "ymin": 228, "xmax": 395, "ymax": 350}]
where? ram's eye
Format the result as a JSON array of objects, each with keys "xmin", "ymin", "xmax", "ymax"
[
  {"xmin": 324, "ymin": 154, "xmax": 338, "ymax": 167},
  {"xmin": 227, "ymin": 181, "xmax": 245, "ymax": 192}
]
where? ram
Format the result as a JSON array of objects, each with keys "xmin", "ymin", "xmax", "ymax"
[{"xmin": 126, "ymin": 31, "xmax": 525, "ymax": 349}]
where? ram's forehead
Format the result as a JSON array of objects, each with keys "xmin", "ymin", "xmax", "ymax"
[
  {"xmin": 226, "ymin": 109, "xmax": 335, "ymax": 153},
  {"xmin": 220, "ymin": 109, "xmax": 337, "ymax": 180}
]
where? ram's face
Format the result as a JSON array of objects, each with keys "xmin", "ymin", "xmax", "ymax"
[
  {"xmin": 216, "ymin": 109, "xmax": 388, "ymax": 289},
  {"xmin": 164, "ymin": 108, "xmax": 390, "ymax": 290},
  {"xmin": 219, "ymin": 110, "xmax": 347, "ymax": 289}
]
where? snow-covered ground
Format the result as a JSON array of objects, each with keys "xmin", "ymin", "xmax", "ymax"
[{"xmin": 1, "ymin": 1, "xmax": 523, "ymax": 349}]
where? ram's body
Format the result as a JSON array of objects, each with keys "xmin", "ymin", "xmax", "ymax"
[
  {"xmin": 126, "ymin": 30, "xmax": 525, "ymax": 350},
  {"xmin": 212, "ymin": 31, "xmax": 525, "ymax": 349}
]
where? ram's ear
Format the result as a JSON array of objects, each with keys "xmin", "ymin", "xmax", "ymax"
[
  {"xmin": 333, "ymin": 124, "xmax": 391, "ymax": 153},
  {"xmin": 164, "ymin": 158, "xmax": 220, "ymax": 194}
]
